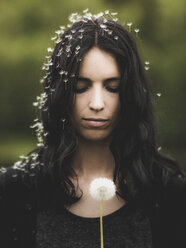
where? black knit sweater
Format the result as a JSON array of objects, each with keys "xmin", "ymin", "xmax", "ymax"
[
  {"xmin": 36, "ymin": 202, "xmax": 152, "ymax": 248},
  {"xmin": 0, "ymin": 164, "xmax": 185, "ymax": 248}
]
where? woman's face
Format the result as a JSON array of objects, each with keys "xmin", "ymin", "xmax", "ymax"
[{"xmin": 72, "ymin": 47, "xmax": 121, "ymax": 142}]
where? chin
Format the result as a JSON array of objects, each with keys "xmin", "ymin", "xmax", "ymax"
[{"xmin": 79, "ymin": 130, "xmax": 112, "ymax": 142}]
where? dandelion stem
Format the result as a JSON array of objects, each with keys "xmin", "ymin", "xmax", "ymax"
[{"xmin": 100, "ymin": 199, "xmax": 104, "ymax": 248}]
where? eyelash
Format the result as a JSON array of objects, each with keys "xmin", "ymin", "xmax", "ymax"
[{"xmin": 74, "ymin": 86, "xmax": 119, "ymax": 94}]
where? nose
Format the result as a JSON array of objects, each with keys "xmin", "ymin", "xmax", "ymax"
[{"xmin": 89, "ymin": 86, "xmax": 104, "ymax": 112}]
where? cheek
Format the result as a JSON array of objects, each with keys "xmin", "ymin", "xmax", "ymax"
[
  {"xmin": 73, "ymin": 97, "xmax": 86, "ymax": 119},
  {"xmin": 110, "ymin": 97, "xmax": 120, "ymax": 115}
]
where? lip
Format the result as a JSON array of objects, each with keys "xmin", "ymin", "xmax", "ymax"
[
  {"xmin": 84, "ymin": 118, "xmax": 108, "ymax": 121},
  {"xmin": 83, "ymin": 118, "xmax": 109, "ymax": 127}
]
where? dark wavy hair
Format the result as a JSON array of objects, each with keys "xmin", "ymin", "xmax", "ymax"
[{"xmin": 33, "ymin": 16, "xmax": 183, "ymax": 206}]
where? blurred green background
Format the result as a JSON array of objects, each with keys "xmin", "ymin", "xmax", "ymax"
[{"xmin": 0, "ymin": 0, "xmax": 185, "ymax": 170}]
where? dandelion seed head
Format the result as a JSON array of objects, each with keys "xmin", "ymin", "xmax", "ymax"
[{"xmin": 89, "ymin": 178, "xmax": 116, "ymax": 201}]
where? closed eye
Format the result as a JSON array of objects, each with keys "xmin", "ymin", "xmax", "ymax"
[
  {"xmin": 105, "ymin": 86, "xmax": 119, "ymax": 93},
  {"xmin": 74, "ymin": 77, "xmax": 120, "ymax": 94},
  {"xmin": 74, "ymin": 87, "xmax": 89, "ymax": 93},
  {"xmin": 104, "ymin": 78, "xmax": 120, "ymax": 93},
  {"xmin": 74, "ymin": 86, "xmax": 119, "ymax": 94}
]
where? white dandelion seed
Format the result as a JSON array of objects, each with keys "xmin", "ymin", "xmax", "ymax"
[
  {"xmin": 83, "ymin": 8, "xmax": 89, "ymax": 13},
  {"xmin": 111, "ymin": 12, "xmax": 118, "ymax": 16},
  {"xmin": 55, "ymin": 30, "xmax": 63, "ymax": 35},
  {"xmin": 40, "ymin": 79, "xmax": 44, "ymax": 84},
  {"xmin": 59, "ymin": 70, "xmax": 65, "ymax": 75},
  {"xmin": 127, "ymin": 22, "xmax": 133, "ymax": 32},
  {"xmin": 51, "ymin": 36, "xmax": 57, "ymax": 41},
  {"xmin": 79, "ymin": 29, "xmax": 84, "ymax": 33},
  {"xmin": 94, "ymin": 12, "xmax": 104, "ymax": 18},
  {"xmin": 157, "ymin": 146, "xmax": 162, "ymax": 151},
  {"xmin": 157, "ymin": 93, "xmax": 162, "ymax": 97},
  {"xmin": 127, "ymin": 22, "xmax": 133, "ymax": 27},
  {"xmin": 33, "ymin": 102, "xmax": 39, "ymax": 107},
  {"xmin": 60, "ymin": 26, "xmax": 66, "ymax": 30},
  {"xmin": 100, "ymin": 24, "xmax": 107, "ymax": 29},
  {"xmin": 76, "ymin": 45, "xmax": 81, "ymax": 50},
  {"xmin": 0, "ymin": 167, "xmax": 7, "ymax": 173},
  {"xmin": 55, "ymin": 38, "xmax": 62, "ymax": 44},
  {"xmin": 134, "ymin": 28, "xmax": 140, "ymax": 33},
  {"xmin": 47, "ymin": 47, "xmax": 54, "ymax": 53},
  {"xmin": 89, "ymin": 178, "xmax": 116, "ymax": 201}
]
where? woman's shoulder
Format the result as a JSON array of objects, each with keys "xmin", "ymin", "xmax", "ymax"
[
  {"xmin": 160, "ymin": 165, "xmax": 186, "ymax": 195},
  {"xmin": 0, "ymin": 161, "xmax": 38, "ymax": 207},
  {"xmin": 149, "ymin": 164, "xmax": 186, "ymax": 236},
  {"xmin": 0, "ymin": 154, "xmax": 43, "ymax": 247},
  {"xmin": 0, "ymin": 149, "xmax": 60, "ymax": 211},
  {"xmin": 161, "ymin": 167, "xmax": 186, "ymax": 210},
  {"xmin": 0, "ymin": 154, "xmax": 40, "ymax": 191},
  {"xmin": 0, "ymin": 149, "xmax": 50, "ymax": 207},
  {"xmin": 149, "ymin": 165, "xmax": 186, "ymax": 246},
  {"xmin": 151, "ymin": 154, "xmax": 186, "ymax": 193}
]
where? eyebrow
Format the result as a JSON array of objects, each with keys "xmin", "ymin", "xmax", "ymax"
[{"xmin": 77, "ymin": 77, "xmax": 121, "ymax": 84}]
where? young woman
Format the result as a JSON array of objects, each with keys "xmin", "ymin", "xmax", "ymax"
[{"xmin": 0, "ymin": 11, "xmax": 185, "ymax": 248}]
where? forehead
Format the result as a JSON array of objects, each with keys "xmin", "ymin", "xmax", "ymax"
[{"xmin": 79, "ymin": 47, "xmax": 120, "ymax": 79}]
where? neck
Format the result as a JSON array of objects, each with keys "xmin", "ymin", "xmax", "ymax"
[{"xmin": 71, "ymin": 138, "xmax": 115, "ymax": 179}]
